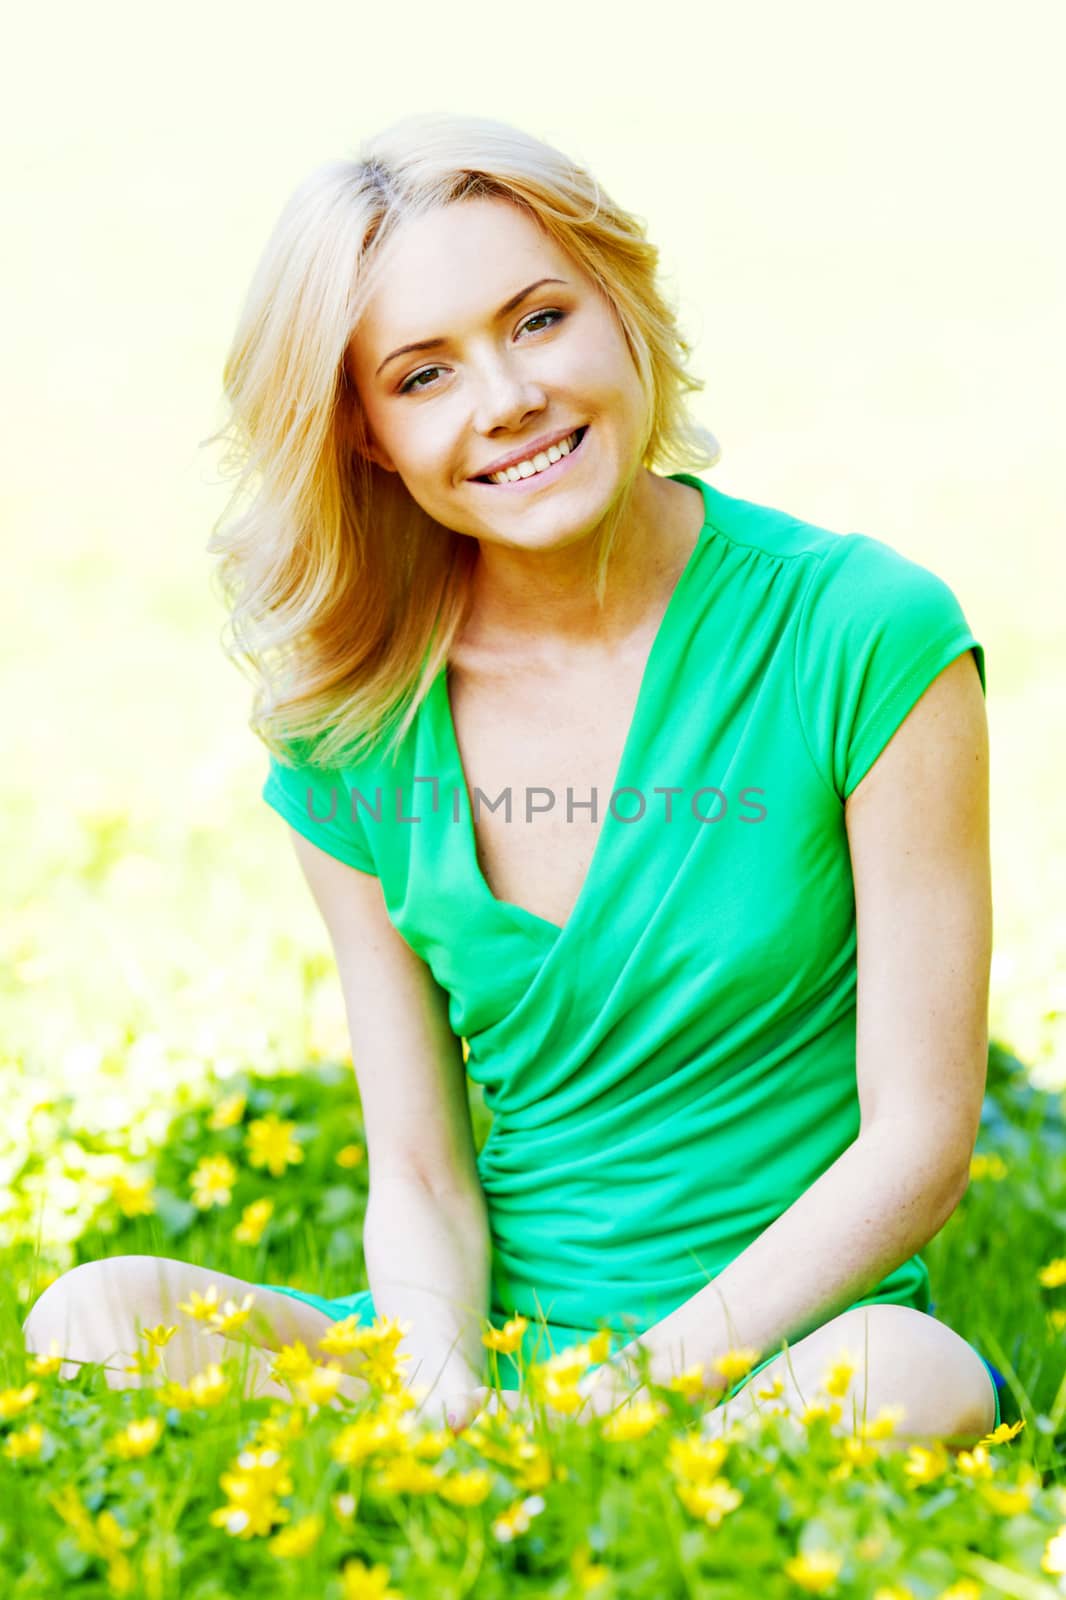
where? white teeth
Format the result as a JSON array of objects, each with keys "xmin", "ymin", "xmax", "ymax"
[{"xmin": 489, "ymin": 430, "xmax": 581, "ymax": 485}]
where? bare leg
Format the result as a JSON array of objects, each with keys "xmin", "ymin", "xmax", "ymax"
[
  {"xmin": 700, "ymin": 1303, "xmax": 997, "ymax": 1453},
  {"xmin": 21, "ymin": 1255, "xmax": 372, "ymax": 1405}
]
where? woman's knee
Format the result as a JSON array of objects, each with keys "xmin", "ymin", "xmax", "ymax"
[{"xmin": 22, "ymin": 1256, "xmax": 182, "ymax": 1358}]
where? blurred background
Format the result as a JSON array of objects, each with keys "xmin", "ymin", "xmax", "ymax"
[{"xmin": 2, "ymin": 1, "xmax": 1063, "ymax": 1285}]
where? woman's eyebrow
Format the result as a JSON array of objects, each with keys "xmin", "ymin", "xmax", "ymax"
[{"xmin": 374, "ymin": 277, "xmax": 570, "ymax": 378}]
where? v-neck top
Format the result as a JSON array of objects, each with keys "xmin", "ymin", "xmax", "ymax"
[{"xmin": 261, "ymin": 472, "xmax": 986, "ymax": 1382}]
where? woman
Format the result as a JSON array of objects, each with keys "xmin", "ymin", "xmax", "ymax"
[{"xmin": 23, "ymin": 111, "xmax": 1001, "ymax": 1445}]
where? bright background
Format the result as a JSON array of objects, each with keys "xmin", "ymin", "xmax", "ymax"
[{"xmin": 3, "ymin": 0, "xmax": 1064, "ymax": 1243}]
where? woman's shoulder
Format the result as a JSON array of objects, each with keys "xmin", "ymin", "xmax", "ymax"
[
  {"xmin": 696, "ymin": 480, "xmax": 969, "ymax": 622},
  {"xmin": 695, "ymin": 479, "xmax": 863, "ymax": 566}
]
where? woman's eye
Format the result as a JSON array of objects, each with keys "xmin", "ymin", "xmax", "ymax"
[{"xmin": 398, "ymin": 308, "xmax": 567, "ymax": 394}]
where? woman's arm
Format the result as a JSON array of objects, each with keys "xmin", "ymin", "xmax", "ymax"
[
  {"xmin": 281, "ymin": 826, "xmax": 494, "ymax": 1405},
  {"xmin": 600, "ymin": 651, "xmax": 992, "ymax": 1393},
  {"xmin": 364, "ymin": 1169, "xmax": 492, "ymax": 1408}
]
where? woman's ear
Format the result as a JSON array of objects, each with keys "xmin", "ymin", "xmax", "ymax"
[
  {"xmin": 341, "ymin": 388, "xmax": 397, "ymax": 474},
  {"xmin": 360, "ymin": 436, "xmax": 398, "ymax": 474}
]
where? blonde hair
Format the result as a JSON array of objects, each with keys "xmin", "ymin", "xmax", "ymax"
[{"xmin": 204, "ymin": 111, "xmax": 721, "ymax": 771}]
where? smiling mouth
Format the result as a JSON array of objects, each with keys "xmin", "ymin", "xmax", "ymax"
[{"xmin": 472, "ymin": 425, "xmax": 589, "ymax": 484}]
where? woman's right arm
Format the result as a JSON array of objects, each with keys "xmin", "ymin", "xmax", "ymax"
[{"xmin": 282, "ymin": 825, "xmax": 494, "ymax": 1409}]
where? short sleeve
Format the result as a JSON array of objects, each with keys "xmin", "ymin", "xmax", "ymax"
[
  {"xmin": 793, "ymin": 532, "xmax": 986, "ymax": 803},
  {"xmin": 262, "ymin": 741, "xmax": 379, "ymax": 877}
]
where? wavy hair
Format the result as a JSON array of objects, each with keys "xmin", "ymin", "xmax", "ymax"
[{"xmin": 203, "ymin": 111, "xmax": 721, "ymax": 771}]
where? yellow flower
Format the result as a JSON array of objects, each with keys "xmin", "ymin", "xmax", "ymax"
[
  {"xmin": 955, "ymin": 1444, "xmax": 994, "ymax": 1479},
  {"xmin": 295, "ymin": 1363, "xmax": 346, "ymax": 1408},
  {"xmin": 270, "ymin": 1341, "xmax": 317, "ymax": 1386},
  {"xmin": 317, "ymin": 1315, "xmax": 364, "ymax": 1355},
  {"xmin": 491, "ymin": 1493, "xmax": 546, "ymax": 1543},
  {"xmin": 572, "ymin": 1546, "xmax": 610, "ymax": 1590},
  {"xmin": 536, "ymin": 1377, "xmax": 581, "ymax": 1416},
  {"xmin": 482, "ymin": 1315, "xmax": 529, "ymax": 1354},
  {"xmin": 1038, "ymin": 1257, "xmax": 1066, "ymax": 1288},
  {"xmin": 859, "ymin": 1405, "xmax": 905, "ymax": 1440},
  {"xmin": 178, "ymin": 1285, "xmax": 222, "ymax": 1321},
  {"xmin": 246, "ymin": 1113, "xmax": 304, "ymax": 1178},
  {"xmin": 873, "ymin": 1588, "xmax": 914, "ymax": 1600},
  {"xmin": 335, "ymin": 1143, "xmax": 365, "ymax": 1169},
  {"xmin": 123, "ymin": 1345, "xmax": 160, "ymax": 1378},
  {"xmin": 839, "ymin": 1437, "xmax": 879, "ymax": 1468},
  {"xmin": 27, "ymin": 1341, "xmax": 64, "ymax": 1377},
  {"xmin": 668, "ymin": 1434, "xmax": 730, "ymax": 1482},
  {"xmin": 51, "ymin": 1487, "xmax": 137, "ymax": 1575},
  {"xmin": 140, "ymin": 1323, "xmax": 178, "ymax": 1350},
  {"xmin": 903, "ymin": 1444, "xmax": 949, "ymax": 1484},
  {"xmin": 190, "ymin": 1155, "xmax": 238, "ymax": 1210},
  {"xmin": 234, "ymin": 1197, "xmax": 274, "ymax": 1245},
  {"xmin": 968, "ymin": 1152, "xmax": 1008, "ymax": 1181},
  {"xmin": 49, "ymin": 1484, "xmax": 97, "ymax": 1543},
  {"xmin": 713, "ymin": 1346, "xmax": 762, "ymax": 1384},
  {"xmin": 674, "ymin": 1477, "xmax": 743, "ymax": 1525},
  {"xmin": 979, "ymin": 1480, "xmax": 1035, "ymax": 1515},
  {"xmin": 601, "ymin": 1399, "xmax": 667, "ymax": 1441},
  {"xmin": 208, "ymin": 1092, "xmax": 247, "ymax": 1130},
  {"xmin": 377, "ymin": 1458, "xmax": 441, "ymax": 1495},
  {"xmin": 821, "ymin": 1350, "xmax": 859, "ymax": 1398},
  {"xmin": 109, "ymin": 1173, "xmax": 156, "ymax": 1218},
  {"xmin": 586, "ymin": 1328, "xmax": 613, "ymax": 1363},
  {"xmin": 340, "ymin": 1556, "xmax": 405, "ymax": 1599},
  {"xmin": 0, "ymin": 1383, "xmax": 38, "ymax": 1420},
  {"xmin": 210, "ymin": 1448, "xmax": 294, "ymax": 1541},
  {"xmin": 252, "ymin": 1407, "xmax": 306, "ymax": 1451},
  {"xmin": 209, "ymin": 1293, "xmax": 258, "ymax": 1336},
  {"xmin": 800, "ymin": 1400, "xmax": 843, "ymax": 1428},
  {"xmin": 4, "ymin": 1422, "xmax": 44, "ymax": 1460},
  {"xmin": 268, "ymin": 1513, "xmax": 324, "ymax": 1557},
  {"xmin": 531, "ymin": 1350, "xmax": 589, "ymax": 1388},
  {"xmin": 755, "ymin": 1375, "xmax": 787, "ymax": 1402},
  {"xmin": 936, "ymin": 1584, "xmax": 982, "ymax": 1600},
  {"xmin": 1043, "ymin": 1526, "xmax": 1066, "ymax": 1577},
  {"xmin": 438, "ymin": 1469, "xmax": 493, "ymax": 1505},
  {"xmin": 665, "ymin": 1364, "xmax": 715, "ymax": 1402},
  {"xmin": 185, "ymin": 1363, "xmax": 230, "ymax": 1408},
  {"xmin": 1048, "ymin": 1308, "xmax": 1066, "ymax": 1333},
  {"xmin": 980, "ymin": 1418, "xmax": 1025, "ymax": 1446},
  {"xmin": 96, "ymin": 1508, "xmax": 137, "ymax": 1556},
  {"xmin": 332, "ymin": 1418, "xmax": 397, "ymax": 1467},
  {"xmin": 110, "ymin": 1416, "xmax": 164, "ymax": 1459},
  {"xmin": 783, "ymin": 1549, "xmax": 843, "ymax": 1592},
  {"xmin": 513, "ymin": 1447, "xmax": 556, "ymax": 1493}
]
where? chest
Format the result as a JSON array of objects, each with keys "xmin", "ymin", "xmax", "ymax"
[{"xmin": 446, "ymin": 644, "xmax": 654, "ymax": 929}]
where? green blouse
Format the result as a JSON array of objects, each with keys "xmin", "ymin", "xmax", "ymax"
[{"xmin": 255, "ymin": 471, "xmax": 992, "ymax": 1411}]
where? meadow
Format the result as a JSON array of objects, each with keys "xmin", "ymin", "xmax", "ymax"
[{"xmin": 4, "ymin": 35, "xmax": 1064, "ymax": 1585}]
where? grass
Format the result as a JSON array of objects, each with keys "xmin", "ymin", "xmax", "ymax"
[{"xmin": 1, "ymin": 1026, "xmax": 1065, "ymax": 1596}]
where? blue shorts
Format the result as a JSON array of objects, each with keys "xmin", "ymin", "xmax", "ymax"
[{"xmin": 253, "ymin": 1282, "xmax": 1004, "ymax": 1432}]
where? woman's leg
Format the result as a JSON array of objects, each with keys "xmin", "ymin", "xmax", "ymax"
[
  {"xmin": 21, "ymin": 1255, "xmax": 372, "ymax": 1404},
  {"xmin": 700, "ymin": 1303, "xmax": 997, "ymax": 1452}
]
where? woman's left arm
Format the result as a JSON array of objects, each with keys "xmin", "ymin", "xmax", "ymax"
[{"xmin": 596, "ymin": 650, "xmax": 993, "ymax": 1403}]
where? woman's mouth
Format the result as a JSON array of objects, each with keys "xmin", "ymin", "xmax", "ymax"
[{"xmin": 472, "ymin": 425, "xmax": 589, "ymax": 491}]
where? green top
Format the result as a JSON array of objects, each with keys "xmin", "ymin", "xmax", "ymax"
[{"xmin": 258, "ymin": 471, "xmax": 987, "ymax": 1389}]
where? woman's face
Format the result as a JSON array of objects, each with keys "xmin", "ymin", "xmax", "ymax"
[{"xmin": 346, "ymin": 196, "xmax": 650, "ymax": 548}]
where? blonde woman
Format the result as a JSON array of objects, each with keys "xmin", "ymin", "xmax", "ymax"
[{"xmin": 24, "ymin": 111, "xmax": 1002, "ymax": 1445}]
